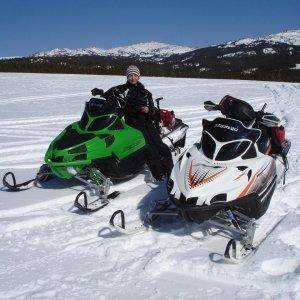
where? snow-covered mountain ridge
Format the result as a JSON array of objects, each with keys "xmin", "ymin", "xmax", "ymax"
[
  {"xmin": 32, "ymin": 29, "xmax": 300, "ymax": 60},
  {"xmin": 33, "ymin": 42, "xmax": 196, "ymax": 60},
  {"xmin": 223, "ymin": 29, "xmax": 300, "ymax": 47}
]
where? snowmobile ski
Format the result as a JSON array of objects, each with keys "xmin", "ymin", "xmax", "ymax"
[
  {"xmin": 109, "ymin": 199, "xmax": 173, "ymax": 235},
  {"xmin": 74, "ymin": 190, "xmax": 120, "ymax": 213},
  {"xmin": 2, "ymin": 172, "xmax": 36, "ymax": 191},
  {"xmin": 2, "ymin": 164, "xmax": 54, "ymax": 191},
  {"xmin": 221, "ymin": 211, "xmax": 287, "ymax": 264},
  {"xmin": 109, "ymin": 210, "xmax": 148, "ymax": 235}
]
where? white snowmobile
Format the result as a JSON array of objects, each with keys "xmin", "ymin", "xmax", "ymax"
[{"xmin": 110, "ymin": 100, "xmax": 290, "ymax": 263}]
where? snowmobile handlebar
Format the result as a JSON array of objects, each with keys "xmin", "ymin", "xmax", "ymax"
[
  {"xmin": 256, "ymin": 103, "xmax": 281, "ymax": 127},
  {"xmin": 256, "ymin": 103, "xmax": 267, "ymax": 115},
  {"xmin": 155, "ymin": 97, "xmax": 164, "ymax": 110},
  {"xmin": 204, "ymin": 100, "xmax": 219, "ymax": 111},
  {"xmin": 255, "ymin": 103, "xmax": 267, "ymax": 121}
]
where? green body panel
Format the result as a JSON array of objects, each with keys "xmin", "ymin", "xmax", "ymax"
[{"xmin": 45, "ymin": 114, "xmax": 146, "ymax": 179}]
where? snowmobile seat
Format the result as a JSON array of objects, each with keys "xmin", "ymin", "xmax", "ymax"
[
  {"xmin": 219, "ymin": 95, "xmax": 256, "ymax": 127},
  {"xmin": 160, "ymin": 109, "xmax": 175, "ymax": 129}
]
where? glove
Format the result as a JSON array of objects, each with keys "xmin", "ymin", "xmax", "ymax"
[{"xmin": 91, "ymin": 88, "xmax": 103, "ymax": 96}]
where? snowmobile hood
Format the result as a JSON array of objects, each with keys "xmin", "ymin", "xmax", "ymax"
[
  {"xmin": 44, "ymin": 121, "xmax": 117, "ymax": 178},
  {"xmin": 44, "ymin": 107, "xmax": 146, "ymax": 179},
  {"xmin": 168, "ymin": 143, "xmax": 276, "ymax": 207}
]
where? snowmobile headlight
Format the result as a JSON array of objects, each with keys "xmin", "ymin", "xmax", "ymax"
[
  {"xmin": 186, "ymin": 197, "xmax": 198, "ymax": 205},
  {"xmin": 68, "ymin": 144, "xmax": 87, "ymax": 154},
  {"xmin": 73, "ymin": 154, "xmax": 87, "ymax": 161},
  {"xmin": 51, "ymin": 156, "xmax": 64, "ymax": 162},
  {"xmin": 104, "ymin": 135, "xmax": 115, "ymax": 148},
  {"xmin": 67, "ymin": 167, "xmax": 77, "ymax": 175}
]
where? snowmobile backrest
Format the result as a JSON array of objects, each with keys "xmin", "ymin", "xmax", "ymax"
[{"xmin": 219, "ymin": 96, "xmax": 256, "ymax": 127}]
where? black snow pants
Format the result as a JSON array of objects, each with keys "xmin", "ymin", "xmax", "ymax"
[{"xmin": 132, "ymin": 124, "xmax": 173, "ymax": 181}]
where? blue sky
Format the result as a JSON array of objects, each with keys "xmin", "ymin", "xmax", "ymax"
[{"xmin": 1, "ymin": 0, "xmax": 299, "ymax": 56}]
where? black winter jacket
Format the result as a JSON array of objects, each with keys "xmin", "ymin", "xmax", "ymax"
[{"xmin": 104, "ymin": 81, "xmax": 158, "ymax": 127}]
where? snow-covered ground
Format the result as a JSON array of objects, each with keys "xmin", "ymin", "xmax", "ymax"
[{"xmin": 0, "ymin": 73, "xmax": 299, "ymax": 299}]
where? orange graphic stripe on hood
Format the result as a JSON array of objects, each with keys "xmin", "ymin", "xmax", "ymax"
[
  {"xmin": 234, "ymin": 171, "xmax": 246, "ymax": 181},
  {"xmin": 188, "ymin": 160, "xmax": 226, "ymax": 189},
  {"xmin": 238, "ymin": 163, "xmax": 271, "ymax": 198}
]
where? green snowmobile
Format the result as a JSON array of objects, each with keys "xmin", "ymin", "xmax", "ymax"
[{"xmin": 3, "ymin": 91, "xmax": 189, "ymax": 212}]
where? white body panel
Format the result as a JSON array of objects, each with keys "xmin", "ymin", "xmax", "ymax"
[
  {"xmin": 162, "ymin": 124, "xmax": 189, "ymax": 148},
  {"xmin": 169, "ymin": 143, "xmax": 281, "ymax": 206}
]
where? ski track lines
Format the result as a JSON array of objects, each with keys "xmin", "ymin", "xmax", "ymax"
[
  {"xmin": 0, "ymin": 77, "xmax": 300, "ymax": 299},
  {"xmin": 0, "ymin": 92, "xmax": 88, "ymax": 105},
  {"xmin": 0, "ymin": 115, "xmax": 78, "ymax": 168}
]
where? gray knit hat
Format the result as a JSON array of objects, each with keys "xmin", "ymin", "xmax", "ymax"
[{"xmin": 126, "ymin": 65, "xmax": 140, "ymax": 78}]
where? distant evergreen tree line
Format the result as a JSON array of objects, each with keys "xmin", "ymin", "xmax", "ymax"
[{"xmin": 0, "ymin": 52, "xmax": 299, "ymax": 82}]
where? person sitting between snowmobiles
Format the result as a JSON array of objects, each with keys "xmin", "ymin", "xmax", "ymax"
[
  {"xmin": 215, "ymin": 95, "xmax": 290, "ymax": 157},
  {"xmin": 91, "ymin": 65, "xmax": 173, "ymax": 181}
]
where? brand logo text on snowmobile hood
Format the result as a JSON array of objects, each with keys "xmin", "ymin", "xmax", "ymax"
[{"xmin": 214, "ymin": 123, "xmax": 238, "ymax": 132}]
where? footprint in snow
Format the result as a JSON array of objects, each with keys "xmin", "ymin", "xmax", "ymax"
[{"xmin": 261, "ymin": 258, "xmax": 299, "ymax": 276}]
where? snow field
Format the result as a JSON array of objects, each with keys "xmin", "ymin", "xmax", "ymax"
[{"xmin": 0, "ymin": 73, "xmax": 299, "ymax": 299}]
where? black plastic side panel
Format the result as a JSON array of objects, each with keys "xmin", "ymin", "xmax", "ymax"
[{"xmin": 92, "ymin": 147, "xmax": 146, "ymax": 180}]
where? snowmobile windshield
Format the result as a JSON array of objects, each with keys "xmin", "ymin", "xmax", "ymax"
[
  {"xmin": 87, "ymin": 115, "xmax": 118, "ymax": 131},
  {"xmin": 215, "ymin": 140, "xmax": 251, "ymax": 161},
  {"xmin": 87, "ymin": 98, "xmax": 119, "ymax": 117},
  {"xmin": 202, "ymin": 118, "xmax": 261, "ymax": 143},
  {"xmin": 201, "ymin": 131, "xmax": 216, "ymax": 159},
  {"xmin": 79, "ymin": 98, "xmax": 119, "ymax": 131},
  {"xmin": 201, "ymin": 118, "xmax": 261, "ymax": 161},
  {"xmin": 79, "ymin": 111, "xmax": 89, "ymax": 130}
]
